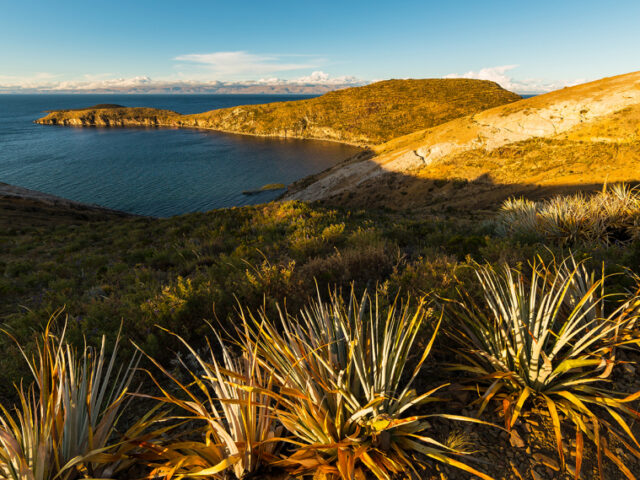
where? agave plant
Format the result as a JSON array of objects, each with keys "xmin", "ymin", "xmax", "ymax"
[
  {"xmin": 448, "ymin": 256, "xmax": 640, "ymax": 479},
  {"xmin": 497, "ymin": 183, "xmax": 640, "ymax": 245},
  {"xmin": 537, "ymin": 194, "xmax": 605, "ymax": 244},
  {"xmin": 0, "ymin": 319, "xmax": 152, "ymax": 480},
  {"xmin": 243, "ymin": 290, "xmax": 494, "ymax": 480},
  {"xmin": 496, "ymin": 197, "xmax": 540, "ymax": 238},
  {"xmin": 136, "ymin": 324, "xmax": 283, "ymax": 480}
]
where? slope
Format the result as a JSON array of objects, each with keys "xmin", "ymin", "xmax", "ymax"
[{"xmin": 285, "ymin": 71, "xmax": 640, "ymax": 210}]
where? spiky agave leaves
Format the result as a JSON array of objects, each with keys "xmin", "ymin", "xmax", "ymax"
[
  {"xmin": 0, "ymin": 319, "xmax": 148, "ymax": 480},
  {"xmin": 243, "ymin": 290, "xmax": 494, "ymax": 480},
  {"xmin": 0, "ymin": 385, "xmax": 56, "ymax": 480},
  {"xmin": 449, "ymin": 256, "xmax": 640, "ymax": 479},
  {"xmin": 135, "ymin": 324, "xmax": 283, "ymax": 480},
  {"xmin": 497, "ymin": 183, "xmax": 640, "ymax": 245},
  {"xmin": 496, "ymin": 197, "xmax": 541, "ymax": 239}
]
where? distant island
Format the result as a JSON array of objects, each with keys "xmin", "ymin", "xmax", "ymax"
[
  {"xmin": 242, "ymin": 183, "xmax": 286, "ymax": 195},
  {"xmin": 36, "ymin": 78, "xmax": 521, "ymax": 146}
]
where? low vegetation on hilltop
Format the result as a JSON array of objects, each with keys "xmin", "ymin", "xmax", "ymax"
[{"xmin": 36, "ymin": 78, "xmax": 521, "ymax": 145}]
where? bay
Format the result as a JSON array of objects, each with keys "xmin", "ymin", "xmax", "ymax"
[{"xmin": 0, "ymin": 94, "xmax": 360, "ymax": 217}]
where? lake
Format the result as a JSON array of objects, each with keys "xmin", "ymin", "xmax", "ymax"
[{"xmin": 0, "ymin": 94, "xmax": 360, "ymax": 217}]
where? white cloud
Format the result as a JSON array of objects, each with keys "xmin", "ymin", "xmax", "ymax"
[
  {"xmin": 52, "ymin": 76, "xmax": 155, "ymax": 91},
  {"xmin": 0, "ymin": 72, "xmax": 366, "ymax": 94},
  {"xmin": 0, "ymin": 49, "xmax": 369, "ymax": 93},
  {"xmin": 0, "ymin": 72, "xmax": 61, "ymax": 89},
  {"xmin": 444, "ymin": 65, "xmax": 586, "ymax": 94},
  {"xmin": 293, "ymin": 71, "xmax": 361, "ymax": 85},
  {"xmin": 173, "ymin": 51, "xmax": 321, "ymax": 78}
]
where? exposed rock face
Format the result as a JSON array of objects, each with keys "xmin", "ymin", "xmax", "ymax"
[
  {"xmin": 285, "ymin": 71, "xmax": 640, "ymax": 208},
  {"xmin": 36, "ymin": 78, "xmax": 521, "ymax": 147}
]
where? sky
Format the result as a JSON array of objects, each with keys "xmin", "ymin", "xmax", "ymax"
[{"xmin": 1, "ymin": 0, "xmax": 639, "ymax": 94}]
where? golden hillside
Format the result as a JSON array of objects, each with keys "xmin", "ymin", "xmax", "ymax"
[
  {"xmin": 35, "ymin": 79, "xmax": 520, "ymax": 145},
  {"xmin": 286, "ymin": 71, "xmax": 640, "ymax": 210}
]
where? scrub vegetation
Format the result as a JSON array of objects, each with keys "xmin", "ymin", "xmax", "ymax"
[
  {"xmin": 7, "ymin": 71, "xmax": 640, "ymax": 478},
  {"xmin": 3, "ymin": 197, "xmax": 640, "ymax": 479}
]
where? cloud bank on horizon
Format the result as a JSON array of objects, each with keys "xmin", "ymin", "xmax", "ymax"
[
  {"xmin": 0, "ymin": 71, "xmax": 365, "ymax": 94},
  {"xmin": 0, "ymin": 50, "xmax": 584, "ymax": 95},
  {"xmin": 444, "ymin": 65, "xmax": 586, "ymax": 94}
]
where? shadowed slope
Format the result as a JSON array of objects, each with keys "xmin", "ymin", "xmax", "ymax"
[{"xmin": 0, "ymin": 183, "xmax": 131, "ymax": 229}]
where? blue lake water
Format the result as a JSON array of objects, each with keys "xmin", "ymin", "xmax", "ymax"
[{"xmin": 0, "ymin": 94, "xmax": 360, "ymax": 217}]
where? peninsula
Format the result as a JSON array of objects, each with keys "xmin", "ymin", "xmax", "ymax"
[
  {"xmin": 36, "ymin": 78, "xmax": 521, "ymax": 146},
  {"xmin": 34, "ymin": 72, "xmax": 640, "ymax": 212}
]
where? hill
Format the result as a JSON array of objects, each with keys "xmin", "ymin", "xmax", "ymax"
[
  {"xmin": 0, "ymin": 183, "xmax": 130, "ymax": 229},
  {"xmin": 35, "ymin": 79, "xmax": 521, "ymax": 146},
  {"xmin": 285, "ymin": 71, "xmax": 640, "ymax": 210}
]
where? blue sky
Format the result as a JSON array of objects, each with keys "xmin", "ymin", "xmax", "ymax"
[{"xmin": 1, "ymin": 0, "xmax": 639, "ymax": 93}]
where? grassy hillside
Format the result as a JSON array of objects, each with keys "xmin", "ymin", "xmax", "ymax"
[
  {"xmin": 3, "ymin": 195, "xmax": 640, "ymax": 479},
  {"xmin": 0, "ymin": 183, "xmax": 130, "ymax": 229},
  {"xmin": 287, "ymin": 71, "xmax": 640, "ymax": 209},
  {"xmin": 36, "ymin": 78, "xmax": 521, "ymax": 145}
]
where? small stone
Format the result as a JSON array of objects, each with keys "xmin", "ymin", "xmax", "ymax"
[
  {"xmin": 532, "ymin": 453, "xmax": 560, "ymax": 471},
  {"xmin": 510, "ymin": 430, "xmax": 525, "ymax": 448},
  {"xmin": 451, "ymin": 387, "xmax": 470, "ymax": 404},
  {"xmin": 530, "ymin": 469, "xmax": 545, "ymax": 480}
]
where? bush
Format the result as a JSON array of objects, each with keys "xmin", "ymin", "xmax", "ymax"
[
  {"xmin": 497, "ymin": 184, "xmax": 640, "ymax": 245},
  {"xmin": 447, "ymin": 254, "xmax": 640, "ymax": 478}
]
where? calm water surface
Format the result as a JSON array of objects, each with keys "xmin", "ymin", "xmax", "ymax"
[{"xmin": 0, "ymin": 95, "xmax": 360, "ymax": 216}]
